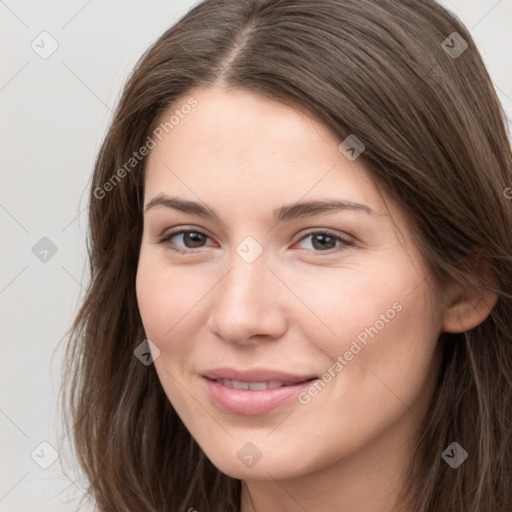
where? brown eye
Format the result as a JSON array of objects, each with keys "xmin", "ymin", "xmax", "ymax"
[
  {"xmin": 179, "ymin": 231, "xmax": 208, "ymax": 248},
  {"xmin": 159, "ymin": 229, "xmax": 212, "ymax": 253},
  {"xmin": 295, "ymin": 230, "xmax": 354, "ymax": 253}
]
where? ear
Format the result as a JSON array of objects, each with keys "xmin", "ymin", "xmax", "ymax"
[{"xmin": 442, "ymin": 264, "xmax": 499, "ymax": 333}]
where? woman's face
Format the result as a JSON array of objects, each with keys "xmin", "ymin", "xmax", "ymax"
[{"xmin": 136, "ymin": 86, "xmax": 445, "ymax": 482}]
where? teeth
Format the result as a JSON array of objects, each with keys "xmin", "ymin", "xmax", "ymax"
[
  {"xmin": 216, "ymin": 379, "xmax": 289, "ymax": 390},
  {"xmin": 248, "ymin": 382, "xmax": 267, "ymax": 390}
]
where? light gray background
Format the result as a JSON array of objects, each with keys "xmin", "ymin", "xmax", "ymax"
[{"xmin": 1, "ymin": 1, "xmax": 511, "ymax": 510}]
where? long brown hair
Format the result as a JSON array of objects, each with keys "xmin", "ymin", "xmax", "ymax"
[{"xmin": 62, "ymin": 1, "xmax": 512, "ymax": 510}]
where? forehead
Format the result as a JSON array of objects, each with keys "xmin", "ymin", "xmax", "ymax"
[{"xmin": 143, "ymin": 86, "xmax": 380, "ymax": 214}]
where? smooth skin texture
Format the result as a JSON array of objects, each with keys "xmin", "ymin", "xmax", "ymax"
[{"xmin": 136, "ymin": 87, "xmax": 496, "ymax": 512}]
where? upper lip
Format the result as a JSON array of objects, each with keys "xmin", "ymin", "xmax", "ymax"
[{"xmin": 201, "ymin": 367, "xmax": 317, "ymax": 383}]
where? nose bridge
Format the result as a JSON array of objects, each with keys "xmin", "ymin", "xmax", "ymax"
[{"xmin": 208, "ymin": 247, "xmax": 285, "ymax": 343}]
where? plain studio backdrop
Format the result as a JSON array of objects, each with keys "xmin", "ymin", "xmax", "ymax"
[{"xmin": 1, "ymin": 1, "xmax": 511, "ymax": 510}]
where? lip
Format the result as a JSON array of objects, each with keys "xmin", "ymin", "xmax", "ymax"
[
  {"xmin": 201, "ymin": 367, "xmax": 318, "ymax": 416},
  {"xmin": 201, "ymin": 367, "xmax": 316, "ymax": 383}
]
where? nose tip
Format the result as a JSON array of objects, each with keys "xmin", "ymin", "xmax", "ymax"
[{"xmin": 206, "ymin": 258, "xmax": 287, "ymax": 345}]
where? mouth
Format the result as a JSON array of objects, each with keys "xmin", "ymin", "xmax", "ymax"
[
  {"xmin": 201, "ymin": 367, "xmax": 317, "ymax": 385},
  {"xmin": 207, "ymin": 378, "xmax": 314, "ymax": 390},
  {"xmin": 201, "ymin": 369, "xmax": 318, "ymax": 416}
]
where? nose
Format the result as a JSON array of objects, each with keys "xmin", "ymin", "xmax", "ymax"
[{"xmin": 207, "ymin": 252, "xmax": 288, "ymax": 345}]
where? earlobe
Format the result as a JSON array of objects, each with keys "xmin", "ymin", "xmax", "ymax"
[{"xmin": 442, "ymin": 285, "xmax": 498, "ymax": 333}]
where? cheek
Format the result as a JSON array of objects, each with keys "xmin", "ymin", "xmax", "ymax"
[
  {"xmin": 291, "ymin": 282, "xmax": 441, "ymax": 462},
  {"xmin": 136, "ymin": 263, "xmax": 170, "ymax": 341},
  {"xmin": 135, "ymin": 254, "xmax": 219, "ymax": 384},
  {"xmin": 135, "ymin": 258, "xmax": 198, "ymax": 406},
  {"xmin": 135, "ymin": 252, "xmax": 202, "ymax": 342},
  {"xmin": 317, "ymin": 279, "xmax": 441, "ymax": 420},
  {"xmin": 282, "ymin": 264, "xmax": 416, "ymax": 355},
  {"xmin": 292, "ymin": 263, "xmax": 441, "ymax": 392}
]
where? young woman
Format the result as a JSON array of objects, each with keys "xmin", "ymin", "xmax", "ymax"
[{"xmin": 63, "ymin": 1, "xmax": 512, "ymax": 511}]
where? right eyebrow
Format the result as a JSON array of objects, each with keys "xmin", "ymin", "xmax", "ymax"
[{"xmin": 144, "ymin": 194, "xmax": 221, "ymax": 221}]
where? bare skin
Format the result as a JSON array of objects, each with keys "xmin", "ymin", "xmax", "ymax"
[{"xmin": 136, "ymin": 86, "xmax": 496, "ymax": 512}]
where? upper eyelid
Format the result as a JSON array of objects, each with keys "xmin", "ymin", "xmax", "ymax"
[
  {"xmin": 159, "ymin": 227, "xmax": 353, "ymax": 248},
  {"xmin": 159, "ymin": 226, "xmax": 348, "ymax": 239},
  {"xmin": 159, "ymin": 226, "xmax": 213, "ymax": 241}
]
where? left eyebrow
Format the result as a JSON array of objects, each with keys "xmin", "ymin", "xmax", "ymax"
[
  {"xmin": 143, "ymin": 194, "xmax": 376, "ymax": 222},
  {"xmin": 273, "ymin": 199, "xmax": 376, "ymax": 222}
]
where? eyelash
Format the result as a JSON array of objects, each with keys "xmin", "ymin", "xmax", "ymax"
[{"xmin": 157, "ymin": 228, "xmax": 354, "ymax": 255}]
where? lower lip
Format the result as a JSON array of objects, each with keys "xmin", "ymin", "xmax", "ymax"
[{"xmin": 202, "ymin": 377, "xmax": 317, "ymax": 416}]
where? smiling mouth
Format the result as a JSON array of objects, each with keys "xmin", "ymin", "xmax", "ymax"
[
  {"xmin": 202, "ymin": 375, "xmax": 319, "ymax": 415},
  {"xmin": 209, "ymin": 378, "xmax": 316, "ymax": 390}
]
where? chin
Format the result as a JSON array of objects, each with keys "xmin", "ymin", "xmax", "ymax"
[{"xmin": 200, "ymin": 442, "xmax": 313, "ymax": 481}]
